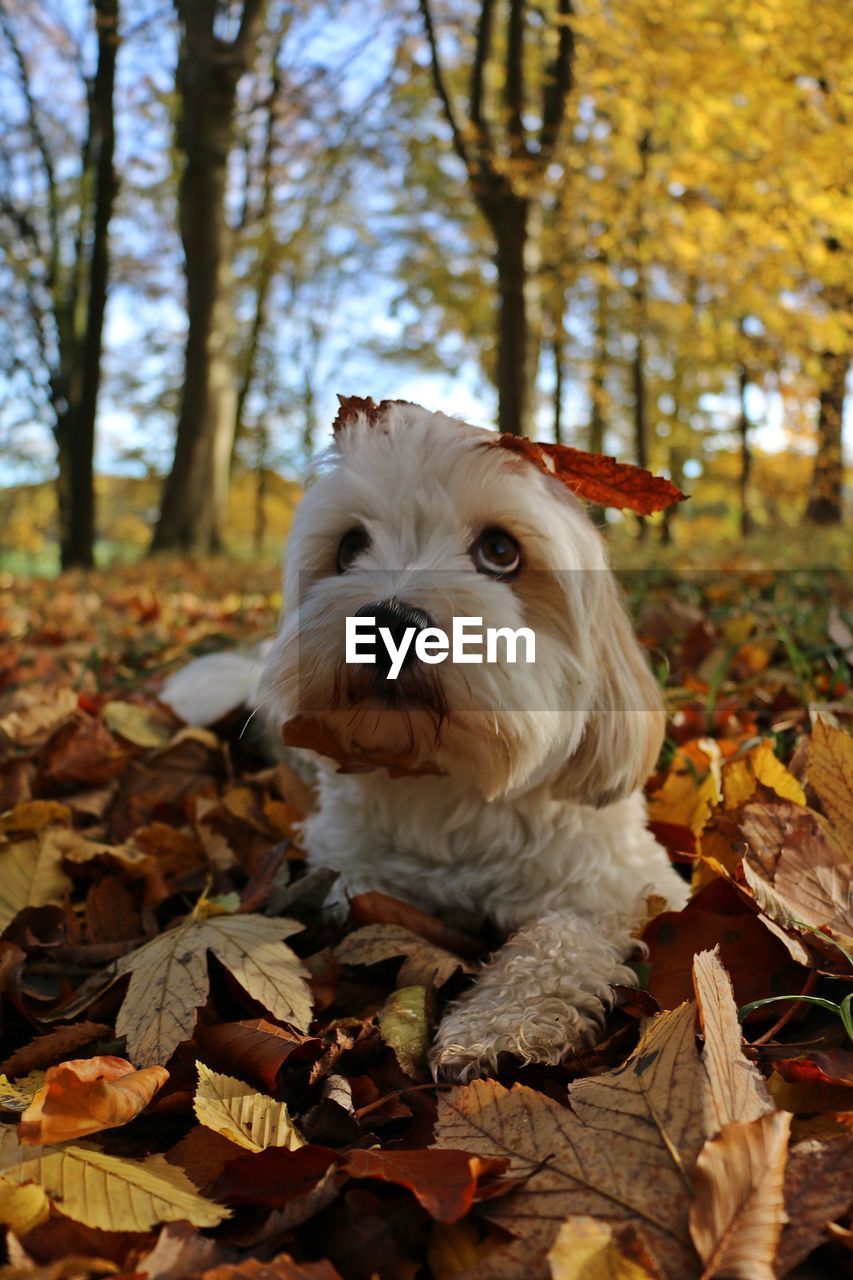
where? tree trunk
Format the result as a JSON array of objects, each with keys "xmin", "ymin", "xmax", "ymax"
[
  {"xmin": 152, "ymin": 0, "xmax": 266, "ymax": 554},
  {"xmin": 631, "ymin": 295, "xmax": 648, "ymax": 540},
  {"xmin": 489, "ymin": 194, "xmax": 537, "ymax": 437},
  {"xmin": 806, "ymin": 349, "xmax": 848, "ymax": 525},
  {"xmin": 587, "ymin": 277, "xmax": 607, "ymax": 454},
  {"xmin": 737, "ymin": 363, "xmax": 753, "ymax": 536},
  {"xmin": 54, "ymin": 0, "xmax": 119, "ymax": 570}
]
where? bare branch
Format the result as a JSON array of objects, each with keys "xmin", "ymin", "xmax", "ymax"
[{"xmin": 417, "ymin": 0, "xmax": 474, "ymax": 180}]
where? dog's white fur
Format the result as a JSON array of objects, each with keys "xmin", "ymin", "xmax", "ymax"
[{"xmin": 163, "ymin": 402, "xmax": 688, "ymax": 1080}]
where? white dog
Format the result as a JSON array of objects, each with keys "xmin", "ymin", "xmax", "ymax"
[{"xmin": 163, "ymin": 398, "xmax": 689, "ymax": 1081}]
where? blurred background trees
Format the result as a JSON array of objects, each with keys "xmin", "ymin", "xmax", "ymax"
[{"xmin": 0, "ymin": 0, "xmax": 849, "ymax": 570}]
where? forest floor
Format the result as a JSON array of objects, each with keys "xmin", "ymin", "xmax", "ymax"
[{"xmin": 0, "ymin": 559, "xmax": 851, "ymax": 1280}]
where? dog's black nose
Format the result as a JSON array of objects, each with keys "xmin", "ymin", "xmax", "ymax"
[{"xmin": 355, "ymin": 599, "xmax": 434, "ymax": 677}]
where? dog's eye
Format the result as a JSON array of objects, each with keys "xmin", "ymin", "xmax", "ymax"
[
  {"xmin": 337, "ymin": 527, "xmax": 370, "ymax": 572},
  {"xmin": 472, "ymin": 528, "xmax": 521, "ymax": 577}
]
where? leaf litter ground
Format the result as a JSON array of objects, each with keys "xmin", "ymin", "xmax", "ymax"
[{"xmin": 0, "ymin": 562, "xmax": 850, "ymax": 1279}]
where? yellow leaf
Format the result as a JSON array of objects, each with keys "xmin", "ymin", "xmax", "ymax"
[
  {"xmin": 548, "ymin": 1216, "xmax": 657, "ymax": 1279},
  {"xmin": 0, "ymin": 1174, "xmax": 50, "ymax": 1234},
  {"xmin": 0, "ymin": 801, "xmax": 71, "ymax": 835},
  {"xmin": 0, "ymin": 1072, "xmax": 46, "ymax": 1112},
  {"xmin": 722, "ymin": 741, "xmax": 804, "ymax": 811},
  {"xmin": 0, "ymin": 1126, "xmax": 228, "ymax": 1231},
  {"xmin": 193, "ymin": 1061, "xmax": 305, "ymax": 1152},
  {"xmin": 808, "ymin": 719, "xmax": 853, "ymax": 855},
  {"xmin": 102, "ymin": 701, "xmax": 172, "ymax": 749},
  {"xmin": 689, "ymin": 1112, "xmax": 791, "ymax": 1280},
  {"xmin": 115, "ymin": 913, "xmax": 312, "ymax": 1068},
  {"xmin": 0, "ymin": 831, "xmax": 73, "ymax": 932}
]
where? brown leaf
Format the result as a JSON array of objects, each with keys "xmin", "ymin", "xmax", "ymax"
[
  {"xmin": 777, "ymin": 1134, "xmax": 853, "ymax": 1273},
  {"xmin": 343, "ymin": 1148, "xmax": 509, "ymax": 1223},
  {"xmin": 19, "ymin": 1056, "xmax": 169, "ymax": 1145},
  {"xmin": 774, "ymin": 1050, "xmax": 853, "ymax": 1088},
  {"xmin": 201, "ymin": 1255, "xmax": 343, "ymax": 1280},
  {"xmin": 644, "ymin": 879, "xmax": 805, "ymax": 1013},
  {"xmin": 689, "ymin": 1111, "xmax": 791, "ymax": 1280},
  {"xmin": 433, "ymin": 1004, "xmax": 706, "ymax": 1279},
  {"xmin": 741, "ymin": 804, "xmax": 853, "ymax": 948},
  {"xmin": 335, "ymin": 924, "xmax": 474, "ymax": 988},
  {"xmin": 807, "ymin": 719, "xmax": 853, "ymax": 855},
  {"xmin": 0, "ymin": 1023, "xmax": 112, "ymax": 1078},
  {"xmin": 0, "ymin": 688, "xmax": 79, "ymax": 748},
  {"xmin": 195, "ymin": 1019, "xmax": 322, "ymax": 1093},
  {"xmin": 492, "ymin": 434, "xmax": 687, "ymax": 514},
  {"xmin": 692, "ymin": 948, "xmax": 773, "ymax": 1133},
  {"xmin": 348, "ymin": 891, "xmax": 485, "ymax": 958},
  {"xmin": 40, "ymin": 715, "xmax": 129, "ymax": 787},
  {"xmin": 131, "ymin": 1222, "xmax": 221, "ymax": 1280}
]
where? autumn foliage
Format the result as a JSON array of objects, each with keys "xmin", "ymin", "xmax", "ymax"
[{"xmin": 0, "ymin": 563, "xmax": 850, "ymax": 1278}]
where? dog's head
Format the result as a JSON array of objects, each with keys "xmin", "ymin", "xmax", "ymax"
[{"xmin": 261, "ymin": 399, "xmax": 684, "ymax": 803}]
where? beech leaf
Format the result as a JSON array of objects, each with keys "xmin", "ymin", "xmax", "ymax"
[
  {"xmin": 19, "ymin": 1055, "xmax": 169, "ymax": 1145},
  {"xmin": 115, "ymin": 912, "xmax": 312, "ymax": 1067},
  {"xmin": 807, "ymin": 720, "xmax": 853, "ymax": 853},
  {"xmin": 692, "ymin": 948, "xmax": 773, "ymax": 1132},
  {"xmin": 0, "ymin": 1125, "xmax": 228, "ymax": 1230},
  {"xmin": 193, "ymin": 1061, "xmax": 305, "ymax": 1151},
  {"xmin": 335, "ymin": 924, "xmax": 474, "ymax": 988},
  {"xmin": 0, "ymin": 829, "xmax": 73, "ymax": 931},
  {"xmin": 342, "ymin": 1148, "xmax": 508, "ymax": 1223},
  {"xmin": 689, "ymin": 1112, "xmax": 791, "ymax": 1280}
]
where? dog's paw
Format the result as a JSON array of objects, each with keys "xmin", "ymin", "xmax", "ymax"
[{"xmin": 429, "ymin": 992, "xmax": 605, "ymax": 1083}]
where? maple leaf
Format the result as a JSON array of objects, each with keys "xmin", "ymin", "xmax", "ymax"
[
  {"xmin": 689, "ymin": 1112, "xmax": 791, "ymax": 1280},
  {"xmin": 19, "ymin": 1055, "xmax": 169, "ymax": 1145},
  {"xmin": 193, "ymin": 1061, "xmax": 305, "ymax": 1152},
  {"xmin": 0, "ymin": 1125, "xmax": 228, "ymax": 1231},
  {"xmin": 114, "ymin": 912, "xmax": 313, "ymax": 1067},
  {"xmin": 492, "ymin": 435, "xmax": 687, "ymax": 514}
]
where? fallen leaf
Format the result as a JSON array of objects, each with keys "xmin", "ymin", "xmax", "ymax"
[
  {"xmin": 343, "ymin": 1148, "xmax": 508, "ymax": 1224},
  {"xmin": 0, "ymin": 1071, "xmax": 45, "ymax": 1111},
  {"xmin": 807, "ymin": 719, "xmax": 853, "ymax": 855},
  {"xmin": 19, "ymin": 1055, "xmax": 169, "ymax": 1145},
  {"xmin": 193, "ymin": 1061, "xmax": 305, "ymax": 1152},
  {"xmin": 0, "ymin": 688, "xmax": 79, "ymax": 747},
  {"xmin": 378, "ymin": 984, "xmax": 432, "ymax": 1077},
  {"xmin": 777, "ymin": 1134, "xmax": 853, "ymax": 1272},
  {"xmin": 741, "ymin": 805, "xmax": 853, "ymax": 947},
  {"xmin": 133, "ymin": 1222, "xmax": 221, "ymax": 1280},
  {"xmin": 200, "ymin": 1255, "xmax": 343, "ymax": 1280},
  {"xmin": 774, "ymin": 1051, "xmax": 853, "ymax": 1088},
  {"xmin": 335, "ymin": 924, "xmax": 474, "ymax": 987},
  {"xmin": 102, "ymin": 701, "xmax": 173, "ymax": 749},
  {"xmin": 0, "ymin": 1024, "xmax": 113, "ymax": 1078},
  {"xmin": 0, "ymin": 1174, "xmax": 50, "ymax": 1234},
  {"xmin": 195, "ymin": 1019, "xmax": 322, "ymax": 1093},
  {"xmin": 692, "ymin": 948, "xmax": 773, "ymax": 1132},
  {"xmin": 721, "ymin": 741, "xmax": 805, "ymax": 811},
  {"xmin": 0, "ymin": 829, "xmax": 73, "ymax": 931},
  {"xmin": 689, "ymin": 1111, "xmax": 790, "ymax": 1280},
  {"xmin": 0, "ymin": 1125, "xmax": 228, "ymax": 1230},
  {"xmin": 348, "ymin": 891, "xmax": 485, "ymax": 958},
  {"xmin": 547, "ymin": 1216, "xmax": 661, "ymax": 1279},
  {"xmin": 433, "ymin": 1003, "xmax": 706, "ymax": 1279},
  {"xmin": 114, "ymin": 912, "xmax": 312, "ymax": 1067},
  {"xmin": 428, "ymin": 1220, "xmax": 500, "ymax": 1280}
]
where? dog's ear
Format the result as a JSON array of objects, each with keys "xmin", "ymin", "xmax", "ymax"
[{"xmin": 552, "ymin": 572, "xmax": 665, "ymax": 807}]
